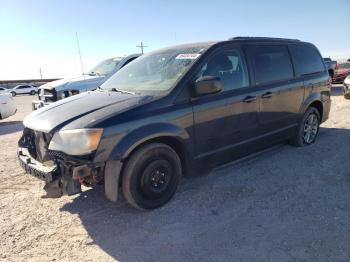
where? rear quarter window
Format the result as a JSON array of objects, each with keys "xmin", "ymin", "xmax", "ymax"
[
  {"xmin": 247, "ymin": 45, "xmax": 294, "ymax": 85},
  {"xmin": 290, "ymin": 44, "xmax": 325, "ymax": 76}
]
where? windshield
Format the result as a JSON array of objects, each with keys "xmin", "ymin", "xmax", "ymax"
[
  {"xmin": 87, "ymin": 57, "xmax": 122, "ymax": 76},
  {"xmin": 101, "ymin": 45, "xmax": 210, "ymax": 94}
]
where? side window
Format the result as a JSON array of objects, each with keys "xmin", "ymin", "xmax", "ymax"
[
  {"xmin": 290, "ymin": 44, "xmax": 326, "ymax": 76},
  {"xmin": 197, "ymin": 48, "xmax": 249, "ymax": 91},
  {"xmin": 121, "ymin": 57, "xmax": 138, "ymax": 68},
  {"xmin": 249, "ymin": 45, "xmax": 294, "ymax": 85}
]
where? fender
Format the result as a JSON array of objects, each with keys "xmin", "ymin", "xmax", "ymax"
[
  {"xmin": 299, "ymin": 92, "xmax": 322, "ymax": 115},
  {"xmin": 108, "ymin": 122, "xmax": 190, "ymax": 161}
]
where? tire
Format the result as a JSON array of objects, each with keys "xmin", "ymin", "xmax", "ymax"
[
  {"xmin": 30, "ymin": 90, "xmax": 36, "ymax": 95},
  {"xmin": 11, "ymin": 92, "xmax": 16, "ymax": 97},
  {"xmin": 290, "ymin": 107, "xmax": 320, "ymax": 147},
  {"xmin": 122, "ymin": 143, "xmax": 182, "ymax": 210}
]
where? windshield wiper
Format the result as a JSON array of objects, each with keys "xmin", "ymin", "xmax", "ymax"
[{"xmin": 110, "ymin": 88, "xmax": 135, "ymax": 95}]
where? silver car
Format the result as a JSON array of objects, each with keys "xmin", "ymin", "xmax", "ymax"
[{"xmin": 33, "ymin": 54, "xmax": 140, "ymax": 110}]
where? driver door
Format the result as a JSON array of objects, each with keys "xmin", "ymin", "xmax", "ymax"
[{"xmin": 192, "ymin": 45, "xmax": 260, "ymax": 165}]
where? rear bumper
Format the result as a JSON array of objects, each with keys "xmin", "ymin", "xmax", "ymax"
[{"xmin": 321, "ymin": 99, "xmax": 331, "ymax": 123}]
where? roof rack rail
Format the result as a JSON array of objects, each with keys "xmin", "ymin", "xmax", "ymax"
[{"xmin": 230, "ymin": 37, "xmax": 300, "ymax": 42}]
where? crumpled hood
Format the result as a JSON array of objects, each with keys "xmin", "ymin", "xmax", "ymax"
[
  {"xmin": 39, "ymin": 75, "xmax": 105, "ymax": 91},
  {"xmin": 23, "ymin": 90, "xmax": 153, "ymax": 133}
]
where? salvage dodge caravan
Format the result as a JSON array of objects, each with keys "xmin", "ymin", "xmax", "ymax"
[{"xmin": 18, "ymin": 37, "xmax": 331, "ymax": 210}]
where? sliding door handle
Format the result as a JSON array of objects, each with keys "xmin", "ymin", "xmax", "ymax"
[
  {"xmin": 243, "ymin": 96, "xmax": 257, "ymax": 103},
  {"xmin": 261, "ymin": 92, "xmax": 273, "ymax": 99}
]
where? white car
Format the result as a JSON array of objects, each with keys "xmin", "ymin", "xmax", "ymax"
[
  {"xmin": 11, "ymin": 85, "xmax": 37, "ymax": 96},
  {"xmin": 33, "ymin": 54, "xmax": 140, "ymax": 110},
  {"xmin": 344, "ymin": 75, "xmax": 350, "ymax": 99},
  {"xmin": 0, "ymin": 93, "xmax": 17, "ymax": 120},
  {"xmin": 0, "ymin": 87, "xmax": 10, "ymax": 94}
]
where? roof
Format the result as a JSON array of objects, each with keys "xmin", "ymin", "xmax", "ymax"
[
  {"xmin": 146, "ymin": 37, "xmax": 305, "ymax": 55},
  {"xmin": 228, "ymin": 36, "xmax": 300, "ymax": 42}
]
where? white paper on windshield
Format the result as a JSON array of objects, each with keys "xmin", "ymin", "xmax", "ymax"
[{"xmin": 176, "ymin": 54, "xmax": 201, "ymax": 60}]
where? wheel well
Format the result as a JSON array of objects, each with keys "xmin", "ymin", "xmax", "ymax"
[
  {"xmin": 122, "ymin": 136, "xmax": 189, "ymax": 176},
  {"xmin": 309, "ymin": 101, "xmax": 323, "ymax": 120}
]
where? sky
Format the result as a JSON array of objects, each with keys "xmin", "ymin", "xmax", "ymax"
[{"xmin": 0, "ymin": 0, "xmax": 349, "ymax": 80}]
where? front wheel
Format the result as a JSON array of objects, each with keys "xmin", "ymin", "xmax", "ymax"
[
  {"xmin": 30, "ymin": 90, "xmax": 36, "ymax": 95},
  {"xmin": 290, "ymin": 107, "xmax": 320, "ymax": 147},
  {"xmin": 122, "ymin": 143, "xmax": 182, "ymax": 210},
  {"xmin": 11, "ymin": 91, "xmax": 16, "ymax": 97}
]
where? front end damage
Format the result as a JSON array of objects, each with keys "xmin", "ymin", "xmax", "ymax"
[{"xmin": 18, "ymin": 128, "xmax": 105, "ymax": 198}]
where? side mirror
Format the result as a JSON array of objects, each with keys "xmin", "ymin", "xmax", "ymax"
[{"xmin": 194, "ymin": 76, "xmax": 223, "ymax": 96}]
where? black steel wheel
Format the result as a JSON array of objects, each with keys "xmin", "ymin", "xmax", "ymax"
[{"xmin": 122, "ymin": 143, "xmax": 182, "ymax": 210}]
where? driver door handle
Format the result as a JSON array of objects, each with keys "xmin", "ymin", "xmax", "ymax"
[
  {"xmin": 261, "ymin": 92, "xmax": 273, "ymax": 99},
  {"xmin": 243, "ymin": 96, "xmax": 257, "ymax": 103}
]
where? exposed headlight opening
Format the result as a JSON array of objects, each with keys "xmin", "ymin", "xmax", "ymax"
[{"xmin": 48, "ymin": 128, "xmax": 103, "ymax": 156}]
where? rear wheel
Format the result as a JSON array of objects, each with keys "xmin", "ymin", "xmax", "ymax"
[
  {"xmin": 290, "ymin": 107, "xmax": 320, "ymax": 147},
  {"xmin": 122, "ymin": 143, "xmax": 182, "ymax": 210}
]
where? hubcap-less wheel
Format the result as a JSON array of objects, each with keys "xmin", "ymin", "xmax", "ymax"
[
  {"xmin": 122, "ymin": 143, "xmax": 182, "ymax": 210},
  {"xmin": 303, "ymin": 113, "xmax": 319, "ymax": 144},
  {"xmin": 140, "ymin": 160, "xmax": 172, "ymax": 197}
]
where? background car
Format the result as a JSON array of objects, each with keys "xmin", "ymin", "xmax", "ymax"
[
  {"xmin": 323, "ymin": 57, "xmax": 338, "ymax": 79},
  {"xmin": 11, "ymin": 85, "xmax": 37, "ymax": 96},
  {"xmin": 0, "ymin": 87, "xmax": 10, "ymax": 94},
  {"xmin": 334, "ymin": 62, "xmax": 350, "ymax": 83},
  {"xmin": 0, "ymin": 93, "xmax": 17, "ymax": 119},
  {"xmin": 33, "ymin": 54, "xmax": 141, "ymax": 110},
  {"xmin": 344, "ymin": 75, "xmax": 350, "ymax": 99}
]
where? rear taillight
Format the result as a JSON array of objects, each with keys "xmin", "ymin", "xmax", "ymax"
[{"xmin": 327, "ymin": 76, "xmax": 332, "ymax": 89}]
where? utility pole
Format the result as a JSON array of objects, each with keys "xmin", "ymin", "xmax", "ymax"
[
  {"xmin": 136, "ymin": 41, "xmax": 147, "ymax": 54},
  {"xmin": 76, "ymin": 32, "xmax": 85, "ymax": 79},
  {"xmin": 39, "ymin": 68, "xmax": 43, "ymax": 79}
]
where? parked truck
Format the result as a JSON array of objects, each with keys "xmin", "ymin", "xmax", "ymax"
[{"xmin": 32, "ymin": 54, "xmax": 140, "ymax": 110}]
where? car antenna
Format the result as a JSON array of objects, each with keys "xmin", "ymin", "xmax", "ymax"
[{"xmin": 76, "ymin": 32, "xmax": 85, "ymax": 79}]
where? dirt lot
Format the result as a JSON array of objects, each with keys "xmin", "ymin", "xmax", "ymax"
[{"xmin": 0, "ymin": 87, "xmax": 350, "ymax": 262}]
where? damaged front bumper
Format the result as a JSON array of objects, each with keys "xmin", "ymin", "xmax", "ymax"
[
  {"xmin": 18, "ymin": 127, "xmax": 123, "ymax": 202},
  {"xmin": 18, "ymin": 146, "xmax": 104, "ymax": 198},
  {"xmin": 18, "ymin": 147, "xmax": 57, "ymax": 183}
]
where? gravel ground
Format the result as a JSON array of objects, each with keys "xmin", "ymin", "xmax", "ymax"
[{"xmin": 0, "ymin": 87, "xmax": 349, "ymax": 262}]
